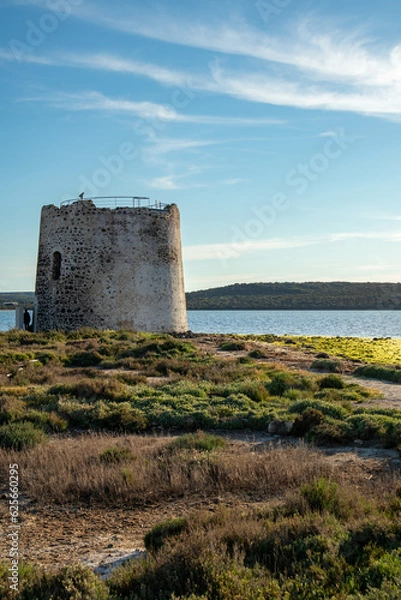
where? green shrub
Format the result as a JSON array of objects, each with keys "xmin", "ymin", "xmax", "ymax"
[
  {"xmin": 91, "ymin": 402, "xmax": 148, "ymax": 432},
  {"xmin": 124, "ymin": 338, "xmax": 197, "ymax": 359},
  {"xmin": 346, "ymin": 414, "xmax": 385, "ymax": 441},
  {"xmin": 64, "ymin": 351, "xmax": 103, "ymax": 367},
  {"xmin": 291, "ymin": 408, "xmax": 325, "ymax": 437},
  {"xmin": 340, "ymin": 520, "xmax": 401, "ymax": 566},
  {"xmin": 50, "ymin": 378, "xmax": 125, "ymax": 401},
  {"xmin": 15, "ymin": 564, "xmax": 108, "ymax": 600},
  {"xmin": 219, "ymin": 341, "xmax": 246, "ymax": 351},
  {"xmin": 300, "ymin": 478, "xmax": 344, "ymax": 516},
  {"xmin": 25, "ymin": 409, "xmax": 68, "ymax": 433},
  {"xmin": 248, "ymin": 349, "xmax": 268, "ymax": 359},
  {"xmin": 121, "ymin": 467, "xmax": 135, "ymax": 484},
  {"xmin": 0, "ymin": 396, "xmax": 25, "ymax": 424},
  {"xmin": 162, "ymin": 381, "xmax": 209, "ymax": 399},
  {"xmin": 309, "ymin": 421, "xmax": 346, "ymax": 445},
  {"xmin": 66, "ymin": 328, "xmax": 104, "ymax": 340},
  {"xmin": 358, "ymin": 550, "xmax": 401, "ymax": 593},
  {"xmin": 99, "ymin": 446, "xmax": 133, "ymax": 464},
  {"xmin": 289, "ymin": 399, "xmax": 348, "ymax": 420},
  {"xmin": 354, "ymin": 365, "xmax": 401, "ymax": 383},
  {"xmin": 168, "ymin": 432, "xmax": 226, "ymax": 453},
  {"xmin": 144, "ymin": 517, "xmax": 187, "ymax": 552},
  {"xmin": 236, "ymin": 380, "xmax": 269, "ymax": 403},
  {"xmin": 0, "ymin": 421, "xmax": 47, "ymax": 450},
  {"xmin": 0, "ymin": 351, "xmax": 34, "ymax": 364},
  {"xmin": 268, "ymin": 373, "xmax": 294, "ymax": 396},
  {"xmin": 319, "ymin": 374, "xmax": 345, "ymax": 389},
  {"xmin": 268, "ymin": 373, "xmax": 317, "ymax": 397},
  {"xmin": 311, "ymin": 359, "xmax": 341, "ymax": 373},
  {"xmin": 34, "ymin": 351, "xmax": 59, "ymax": 365}
]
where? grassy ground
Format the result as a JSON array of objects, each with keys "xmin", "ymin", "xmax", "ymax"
[
  {"xmin": 1, "ymin": 329, "xmax": 401, "ymax": 599},
  {"xmin": 256, "ymin": 334, "xmax": 401, "ymax": 366},
  {"xmin": 1, "ymin": 329, "xmax": 399, "ymax": 448}
]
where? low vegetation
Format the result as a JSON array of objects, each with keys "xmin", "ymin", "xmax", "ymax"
[
  {"xmin": 0, "ymin": 434, "xmax": 333, "ymax": 506},
  {"xmin": 1, "ymin": 463, "xmax": 401, "ymax": 598},
  {"xmin": 354, "ymin": 365, "xmax": 401, "ymax": 383},
  {"xmin": 265, "ymin": 334, "xmax": 401, "ymax": 366},
  {"xmin": 0, "ymin": 329, "xmax": 400, "ymax": 450},
  {"xmin": 107, "ymin": 479, "xmax": 401, "ymax": 600},
  {"xmin": 1, "ymin": 328, "xmax": 401, "ymax": 598}
]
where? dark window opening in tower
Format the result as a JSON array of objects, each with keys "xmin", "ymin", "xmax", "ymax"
[{"xmin": 52, "ymin": 252, "xmax": 61, "ymax": 280}]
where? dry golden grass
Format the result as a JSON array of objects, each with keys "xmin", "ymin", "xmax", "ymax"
[{"xmin": 0, "ymin": 434, "xmax": 345, "ymax": 507}]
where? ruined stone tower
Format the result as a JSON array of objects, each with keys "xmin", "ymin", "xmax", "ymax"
[{"xmin": 35, "ymin": 198, "xmax": 188, "ymax": 332}]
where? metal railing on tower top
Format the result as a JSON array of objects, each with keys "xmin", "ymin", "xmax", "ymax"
[{"xmin": 60, "ymin": 196, "xmax": 167, "ymax": 210}]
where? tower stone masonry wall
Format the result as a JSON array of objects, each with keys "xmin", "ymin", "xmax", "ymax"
[{"xmin": 35, "ymin": 200, "xmax": 188, "ymax": 332}]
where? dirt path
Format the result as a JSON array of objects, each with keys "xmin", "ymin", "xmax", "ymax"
[
  {"xmin": 191, "ymin": 335, "xmax": 359, "ymax": 374},
  {"xmin": 0, "ymin": 495, "xmax": 220, "ymax": 579},
  {"xmin": 344, "ymin": 376, "xmax": 401, "ymax": 410}
]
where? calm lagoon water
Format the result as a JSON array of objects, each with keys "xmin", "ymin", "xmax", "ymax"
[
  {"xmin": 188, "ymin": 310, "xmax": 401, "ymax": 337},
  {"xmin": 1, "ymin": 309, "xmax": 401, "ymax": 337},
  {"xmin": 0, "ymin": 311, "xmax": 17, "ymax": 332}
]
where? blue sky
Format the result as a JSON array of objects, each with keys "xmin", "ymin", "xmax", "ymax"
[{"xmin": 2, "ymin": 0, "xmax": 401, "ymax": 292}]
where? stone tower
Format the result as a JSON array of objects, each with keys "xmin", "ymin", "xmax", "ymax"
[{"xmin": 35, "ymin": 199, "xmax": 188, "ymax": 332}]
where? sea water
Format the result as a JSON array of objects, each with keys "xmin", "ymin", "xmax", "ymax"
[{"xmin": 1, "ymin": 309, "xmax": 400, "ymax": 337}]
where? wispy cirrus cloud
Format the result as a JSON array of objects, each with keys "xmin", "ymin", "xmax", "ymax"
[
  {"xmin": 21, "ymin": 89, "xmax": 180, "ymax": 119},
  {"xmin": 48, "ymin": 3, "xmax": 401, "ymax": 119},
  {"xmin": 4, "ymin": 2, "xmax": 401, "ymax": 119},
  {"xmin": 0, "ymin": 46, "xmax": 191, "ymax": 87},
  {"xmin": 70, "ymin": 7, "xmax": 401, "ymax": 90},
  {"xmin": 147, "ymin": 175, "xmax": 181, "ymax": 190},
  {"xmin": 184, "ymin": 237, "xmax": 322, "ymax": 262},
  {"xmin": 184, "ymin": 231, "xmax": 401, "ymax": 262},
  {"xmin": 221, "ymin": 178, "xmax": 248, "ymax": 185},
  {"xmin": 50, "ymin": 51, "xmax": 190, "ymax": 87},
  {"xmin": 144, "ymin": 137, "xmax": 218, "ymax": 156},
  {"xmin": 20, "ymin": 89, "xmax": 283, "ymax": 126},
  {"xmin": 146, "ymin": 167, "xmax": 208, "ymax": 190},
  {"xmin": 0, "ymin": 47, "xmax": 55, "ymax": 65},
  {"xmin": 208, "ymin": 61, "xmax": 401, "ymax": 118},
  {"xmin": 142, "ymin": 138, "xmax": 222, "ymax": 169}
]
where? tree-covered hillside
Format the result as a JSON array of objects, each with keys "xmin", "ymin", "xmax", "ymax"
[
  {"xmin": 3, "ymin": 284, "xmax": 401, "ymax": 312},
  {"xmin": 0, "ymin": 292, "xmax": 34, "ymax": 309},
  {"xmin": 186, "ymin": 282, "xmax": 401, "ymax": 310}
]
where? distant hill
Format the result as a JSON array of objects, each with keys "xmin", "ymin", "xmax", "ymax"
[
  {"xmin": 0, "ymin": 292, "xmax": 35, "ymax": 309},
  {"xmin": 3, "ymin": 285, "xmax": 401, "ymax": 312},
  {"xmin": 186, "ymin": 282, "xmax": 401, "ymax": 310}
]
